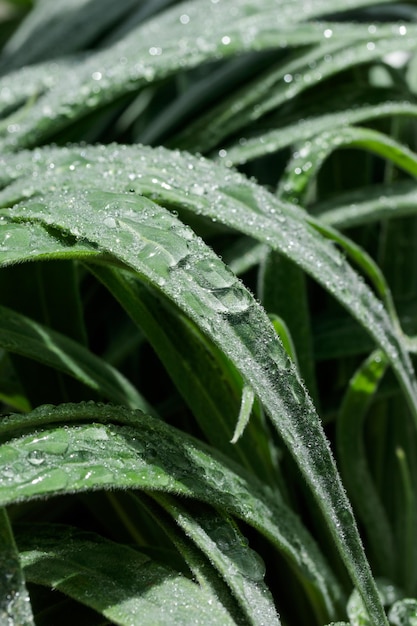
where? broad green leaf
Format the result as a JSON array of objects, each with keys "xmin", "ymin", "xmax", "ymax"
[
  {"xmin": 16, "ymin": 522, "xmax": 236, "ymax": 626},
  {"xmin": 0, "ymin": 403, "xmax": 343, "ymax": 622},
  {"xmin": 336, "ymin": 350, "xmax": 395, "ymax": 576},
  {"xmin": 0, "ymin": 304, "xmax": 152, "ymax": 412},
  {"xmin": 0, "ymin": 508, "xmax": 34, "ymax": 626}
]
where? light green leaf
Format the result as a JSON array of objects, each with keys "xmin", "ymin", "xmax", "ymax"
[
  {"xmin": 230, "ymin": 384, "xmax": 255, "ymax": 444},
  {"xmin": 16, "ymin": 522, "xmax": 236, "ymax": 626}
]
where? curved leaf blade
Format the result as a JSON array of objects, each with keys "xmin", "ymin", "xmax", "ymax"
[
  {"xmin": 17, "ymin": 523, "xmax": 236, "ymax": 626},
  {"xmin": 0, "ymin": 402, "xmax": 343, "ymax": 622}
]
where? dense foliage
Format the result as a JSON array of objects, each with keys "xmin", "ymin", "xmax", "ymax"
[{"xmin": 1, "ymin": 0, "xmax": 417, "ymax": 624}]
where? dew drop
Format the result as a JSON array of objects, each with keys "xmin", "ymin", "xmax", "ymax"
[{"xmin": 27, "ymin": 450, "xmax": 45, "ymax": 466}]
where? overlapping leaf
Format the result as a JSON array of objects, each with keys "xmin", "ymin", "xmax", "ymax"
[
  {"xmin": 0, "ymin": 0, "xmax": 416, "ymax": 151},
  {"xmin": 16, "ymin": 523, "xmax": 236, "ymax": 626},
  {"xmin": 0, "ymin": 148, "xmax": 396, "ymax": 622},
  {"xmin": 0, "ymin": 403, "xmax": 340, "ymax": 622}
]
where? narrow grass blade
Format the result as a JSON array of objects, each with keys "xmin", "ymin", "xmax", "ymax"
[
  {"xmin": 16, "ymin": 523, "xmax": 236, "ymax": 626},
  {"xmin": 0, "ymin": 508, "xmax": 34, "ymax": 626},
  {"xmin": 230, "ymin": 384, "xmax": 255, "ymax": 444},
  {"xmin": 312, "ymin": 180, "xmax": 417, "ymax": 230},
  {"xmin": 278, "ymin": 126, "xmax": 417, "ymax": 206},
  {"xmin": 395, "ymin": 447, "xmax": 417, "ymax": 595},
  {"xmin": 225, "ymin": 100, "xmax": 417, "ymax": 165},
  {"xmin": 336, "ymin": 350, "xmax": 395, "ymax": 577}
]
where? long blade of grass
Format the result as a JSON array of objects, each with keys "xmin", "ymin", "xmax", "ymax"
[
  {"xmin": 336, "ymin": 350, "xmax": 395, "ymax": 576},
  {"xmin": 278, "ymin": 126, "xmax": 417, "ymax": 205},
  {"xmin": 225, "ymin": 99, "xmax": 417, "ymax": 165},
  {"xmin": 312, "ymin": 180, "xmax": 417, "ymax": 230}
]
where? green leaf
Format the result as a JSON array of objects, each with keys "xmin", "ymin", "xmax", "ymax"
[
  {"xmin": 0, "ymin": 143, "xmax": 407, "ymax": 623},
  {"xmin": 336, "ymin": 350, "xmax": 395, "ymax": 577},
  {"xmin": 0, "ymin": 508, "xmax": 34, "ymax": 626},
  {"xmin": 278, "ymin": 126, "xmax": 417, "ymax": 206},
  {"xmin": 225, "ymin": 99, "xmax": 417, "ymax": 166},
  {"xmin": 175, "ymin": 33, "xmax": 417, "ymax": 154},
  {"xmin": 0, "ymin": 1, "xmax": 416, "ymax": 150},
  {"xmin": 0, "ymin": 402, "xmax": 343, "ymax": 623},
  {"xmin": 153, "ymin": 495, "xmax": 281, "ymax": 625},
  {"xmin": 312, "ymin": 180, "xmax": 417, "ymax": 230},
  {"xmin": 0, "ymin": 303, "xmax": 152, "ymax": 412},
  {"xmin": 230, "ymin": 384, "xmax": 255, "ymax": 444},
  {"xmin": 16, "ymin": 522, "xmax": 236, "ymax": 626}
]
